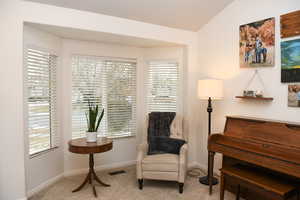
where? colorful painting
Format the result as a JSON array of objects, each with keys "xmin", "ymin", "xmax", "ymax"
[
  {"xmin": 240, "ymin": 18, "xmax": 275, "ymax": 68},
  {"xmin": 281, "ymin": 39, "xmax": 300, "ymax": 83},
  {"xmin": 288, "ymin": 85, "xmax": 300, "ymax": 107}
]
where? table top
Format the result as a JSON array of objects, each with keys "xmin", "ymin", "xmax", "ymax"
[{"xmin": 68, "ymin": 137, "xmax": 113, "ymax": 154}]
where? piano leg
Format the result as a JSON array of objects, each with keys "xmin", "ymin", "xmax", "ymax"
[
  {"xmin": 236, "ymin": 184, "xmax": 240, "ymax": 200},
  {"xmin": 209, "ymin": 151, "xmax": 216, "ymax": 195},
  {"xmin": 220, "ymin": 172, "xmax": 225, "ymax": 200}
]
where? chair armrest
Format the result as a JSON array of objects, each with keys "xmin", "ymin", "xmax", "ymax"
[
  {"xmin": 136, "ymin": 143, "xmax": 148, "ymax": 179},
  {"xmin": 137, "ymin": 143, "xmax": 148, "ymax": 153},
  {"xmin": 179, "ymin": 143, "xmax": 188, "ymax": 164},
  {"xmin": 137, "ymin": 143, "xmax": 148, "ymax": 163},
  {"xmin": 179, "ymin": 143, "xmax": 188, "ymax": 183}
]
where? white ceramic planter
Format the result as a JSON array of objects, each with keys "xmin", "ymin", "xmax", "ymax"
[{"xmin": 86, "ymin": 132, "xmax": 97, "ymax": 142}]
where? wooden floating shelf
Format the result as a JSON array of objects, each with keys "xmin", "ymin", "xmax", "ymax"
[{"xmin": 236, "ymin": 96, "xmax": 274, "ymax": 101}]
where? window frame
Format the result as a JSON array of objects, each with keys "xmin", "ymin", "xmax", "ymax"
[
  {"xmin": 146, "ymin": 59, "xmax": 182, "ymax": 114},
  {"xmin": 24, "ymin": 45, "xmax": 59, "ymax": 158},
  {"xmin": 71, "ymin": 54, "xmax": 138, "ymax": 139}
]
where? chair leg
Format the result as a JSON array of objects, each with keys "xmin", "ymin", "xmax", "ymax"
[
  {"xmin": 138, "ymin": 179, "xmax": 143, "ymax": 190},
  {"xmin": 179, "ymin": 183, "xmax": 184, "ymax": 194}
]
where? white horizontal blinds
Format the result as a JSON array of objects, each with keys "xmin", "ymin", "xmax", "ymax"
[
  {"xmin": 147, "ymin": 61, "xmax": 179, "ymax": 113},
  {"xmin": 105, "ymin": 60, "xmax": 136, "ymax": 137},
  {"xmin": 71, "ymin": 55, "xmax": 137, "ymax": 139},
  {"xmin": 26, "ymin": 48, "xmax": 58, "ymax": 155},
  {"xmin": 72, "ymin": 56, "xmax": 106, "ymax": 139}
]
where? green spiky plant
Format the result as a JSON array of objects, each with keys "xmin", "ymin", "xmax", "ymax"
[{"xmin": 86, "ymin": 100, "xmax": 104, "ymax": 132}]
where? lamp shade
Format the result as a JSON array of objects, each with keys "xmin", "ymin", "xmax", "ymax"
[{"xmin": 198, "ymin": 79, "xmax": 223, "ymax": 100}]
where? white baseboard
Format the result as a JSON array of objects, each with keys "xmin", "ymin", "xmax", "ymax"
[
  {"xmin": 27, "ymin": 160, "xmax": 217, "ymax": 199},
  {"xmin": 27, "ymin": 160, "xmax": 136, "ymax": 198},
  {"xmin": 188, "ymin": 162, "xmax": 206, "ymax": 170},
  {"xmin": 27, "ymin": 173, "xmax": 64, "ymax": 198},
  {"xmin": 188, "ymin": 161, "xmax": 200, "ymax": 170},
  {"xmin": 188, "ymin": 162, "xmax": 220, "ymax": 177},
  {"xmin": 64, "ymin": 160, "xmax": 137, "ymax": 177}
]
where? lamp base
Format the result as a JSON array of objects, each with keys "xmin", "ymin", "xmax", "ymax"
[{"xmin": 199, "ymin": 175, "xmax": 219, "ymax": 185}]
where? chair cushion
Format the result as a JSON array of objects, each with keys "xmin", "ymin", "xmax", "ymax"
[
  {"xmin": 142, "ymin": 154, "xmax": 179, "ymax": 172},
  {"xmin": 148, "ymin": 136, "xmax": 185, "ymax": 155}
]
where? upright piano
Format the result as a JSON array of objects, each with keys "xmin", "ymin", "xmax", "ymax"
[{"xmin": 208, "ymin": 116, "xmax": 300, "ymax": 199}]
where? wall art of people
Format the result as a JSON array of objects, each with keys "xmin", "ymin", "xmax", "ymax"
[
  {"xmin": 288, "ymin": 85, "xmax": 300, "ymax": 108},
  {"xmin": 240, "ymin": 18, "xmax": 275, "ymax": 68}
]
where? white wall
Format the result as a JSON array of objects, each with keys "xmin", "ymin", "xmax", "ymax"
[
  {"xmin": 23, "ymin": 25, "xmax": 64, "ymax": 194},
  {"xmin": 0, "ymin": 1, "xmax": 27, "ymax": 200},
  {"xmin": 197, "ymin": 0, "xmax": 300, "ymax": 171}
]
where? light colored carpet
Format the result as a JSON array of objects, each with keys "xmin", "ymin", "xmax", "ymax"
[{"xmin": 29, "ymin": 166, "xmax": 235, "ymax": 200}]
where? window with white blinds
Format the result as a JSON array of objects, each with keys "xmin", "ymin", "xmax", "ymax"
[
  {"xmin": 147, "ymin": 61, "xmax": 179, "ymax": 113},
  {"xmin": 25, "ymin": 48, "xmax": 58, "ymax": 156},
  {"xmin": 72, "ymin": 55, "xmax": 136, "ymax": 139}
]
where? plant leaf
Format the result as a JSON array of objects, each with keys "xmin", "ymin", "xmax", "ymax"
[
  {"xmin": 85, "ymin": 112, "xmax": 91, "ymax": 132},
  {"xmin": 96, "ymin": 109, "xmax": 104, "ymax": 131}
]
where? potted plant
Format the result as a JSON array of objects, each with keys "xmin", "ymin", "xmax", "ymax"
[{"xmin": 86, "ymin": 100, "xmax": 104, "ymax": 142}]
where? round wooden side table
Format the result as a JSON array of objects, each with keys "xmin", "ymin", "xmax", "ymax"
[{"xmin": 68, "ymin": 138, "xmax": 113, "ymax": 197}]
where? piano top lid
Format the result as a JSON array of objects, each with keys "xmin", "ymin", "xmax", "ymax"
[
  {"xmin": 227, "ymin": 115, "xmax": 300, "ymax": 127},
  {"xmin": 224, "ymin": 115, "xmax": 300, "ymax": 149}
]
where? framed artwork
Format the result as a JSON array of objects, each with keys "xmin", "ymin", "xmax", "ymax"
[
  {"xmin": 281, "ymin": 39, "xmax": 300, "ymax": 83},
  {"xmin": 281, "ymin": 10, "xmax": 300, "ymax": 38},
  {"xmin": 288, "ymin": 85, "xmax": 300, "ymax": 107},
  {"xmin": 240, "ymin": 18, "xmax": 275, "ymax": 68}
]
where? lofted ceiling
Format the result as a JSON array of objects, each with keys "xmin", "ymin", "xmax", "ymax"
[{"xmin": 25, "ymin": 0, "xmax": 234, "ymax": 31}]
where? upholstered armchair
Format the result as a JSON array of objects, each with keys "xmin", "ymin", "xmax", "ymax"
[{"xmin": 136, "ymin": 114, "xmax": 188, "ymax": 193}]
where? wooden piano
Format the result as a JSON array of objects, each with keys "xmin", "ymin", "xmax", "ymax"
[{"xmin": 208, "ymin": 116, "xmax": 300, "ymax": 199}]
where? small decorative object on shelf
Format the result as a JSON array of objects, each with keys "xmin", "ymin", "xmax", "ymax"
[
  {"xmin": 243, "ymin": 90, "xmax": 255, "ymax": 97},
  {"xmin": 255, "ymin": 90, "xmax": 263, "ymax": 97},
  {"xmin": 86, "ymin": 100, "xmax": 104, "ymax": 143}
]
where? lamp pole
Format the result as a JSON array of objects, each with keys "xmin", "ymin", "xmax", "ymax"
[
  {"xmin": 199, "ymin": 97, "xmax": 219, "ymax": 185},
  {"xmin": 207, "ymin": 97, "xmax": 212, "ymax": 135}
]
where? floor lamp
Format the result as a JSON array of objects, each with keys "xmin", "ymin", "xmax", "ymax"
[{"xmin": 197, "ymin": 79, "xmax": 223, "ymax": 185}]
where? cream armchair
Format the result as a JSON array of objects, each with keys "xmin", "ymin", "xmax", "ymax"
[{"xmin": 136, "ymin": 115, "xmax": 188, "ymax": 193}]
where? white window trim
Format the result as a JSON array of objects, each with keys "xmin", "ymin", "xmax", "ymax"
[
  {"xmin": 23, "ymin": 44, "xmax": 60, "ymax": 158},
  {"xmin": 71, "ymin": 54, "xmax": 138, "ymax": 139},
  {"xmin": 145, "ymin": 59, "xmax": 183, "ymax": 115}
]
